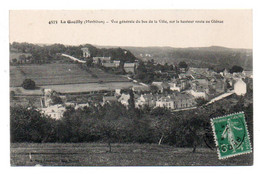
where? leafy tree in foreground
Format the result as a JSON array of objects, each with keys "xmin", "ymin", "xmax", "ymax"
[
  {"xmin": 90, "ymin": 103, "xmax": 131, "ymax": 152},
  {"xmin": 10, "ymin": 106, "xmax": 53, "ymax": 142}
]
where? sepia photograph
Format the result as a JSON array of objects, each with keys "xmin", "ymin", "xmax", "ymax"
[{"xmin": 9, "ymin": 9, "xmax": 253, "ymax": 166}]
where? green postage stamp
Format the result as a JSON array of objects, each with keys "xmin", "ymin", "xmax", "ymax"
[{"xmin": 210, "ymin": 112, "xmax": 252, "ymax": 159}]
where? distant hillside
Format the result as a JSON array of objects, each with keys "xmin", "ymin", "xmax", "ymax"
[
  {"xmin": 9, "ymin": 42, "xmax": 137, "ymax": 64},
  {"xmin": 122, "ymin": 46, "xmax": 252, "ymax": 71},
  {"xmin": 10, "ymin": 43, "xmax": 252, "ymax": 70}
]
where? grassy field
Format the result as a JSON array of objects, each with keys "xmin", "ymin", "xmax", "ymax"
[
  {"xmin": 40, "ymin": 82, "xmax": 142, "ymax": 93},
  {"xmin": 10, "ymin": 143, "xmax": 253, "ymax": 166},
  {"xmin": 10, "ymin": 63, "xmax": 129, "ymax": 87}
]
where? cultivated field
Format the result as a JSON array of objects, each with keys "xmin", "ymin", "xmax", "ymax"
[
  {"xmin": 10, "ymin": 143, "xmax": 253, "ymax": 166},
  {"xmin": 10, "ymin": 63, "xmax": 129, "ymax": 87}
]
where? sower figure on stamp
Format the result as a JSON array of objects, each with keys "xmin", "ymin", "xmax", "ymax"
[{"xmin": 221, "ymin": 118, "xmax": 243, "ymax": 152}]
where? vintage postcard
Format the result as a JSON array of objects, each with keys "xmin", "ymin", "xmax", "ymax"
[{"xmin": 9, "ymin": 10, "xmax": 253, "ymax": 166}]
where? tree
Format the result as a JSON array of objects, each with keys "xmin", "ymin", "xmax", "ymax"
[
  {"xmin": 150, "ymin": 85, "xmax": 159, "ymax": 94},
  {"xmin": 96, "ymin": 58, "xmax": 102, "ymax": 67},
  {"xmin": 10, "ymin": 106, "xmax": 54, "ymax": 142},
  {"xmin": 128, "ymin": 89, "xmax": 135, "ymax": 109},
  {"xmin": 51, "ymin": 95, "xmax": 63, "ymax": 105},
  {"xmin": 151, "ymin": 114, "xmax": 172, "ymax": 145},
  {"xmin": 136, "ymin": 61, "xmax": 147, "ymax": 73},
  {"xmin": 86, "ymin": 58, "xmax": 93, "ymax": 67},
  {"xmin": 59, "ymin": 106, "xmax": 76, "ymax": 142},
  {"xmin": 230, "ymin": 65, "xmax": 243, "ymax": 73},
  {"xmin": 19, "ymin": 55, "xmax": 27, "ymax": 63},
  {"xmin": 12, "ymin": 58, "xmax": 17, "ymax": 64},
  {"xmin": 90, "ymin": 103, "xmax": 131, "ymax": 152},
  {"xmin": 186, "ymin": 117, "xmax": 208, "ymax": 153},
  {"xmin": 10, "ymin": 91, "xmax": 15, "ymax": 100},
  {"xmin": 178, "ymin": 61, "xmax": 188, "ymax": 69},
  {"xmin": 195, "ymin": 97, "xmax": 208, "ymax": 107},
  {"xmin": 21, "ymin": 79, "xmax": 36, "ymax": 90}
]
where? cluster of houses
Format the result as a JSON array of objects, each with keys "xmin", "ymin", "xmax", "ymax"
[
  {"xmin": 181, "ymin": 67, "xmax": 248, "ymax": 100},
  {"xmin": 38, "ymin": 65, "xmax": 250, "ymax": 120},
  {"xmin": 82, "ymin": 47, "xmax": 137, "ymax": 74},
  {"xmin": 92, "ymin": 56, "xmax": 137, "ymax": 74},
  {"xmin": 102, "ymin": 67, "xmax": 249, "ymax": 110},
  {"xmin": 103, "ymin": 86, "xmax": 196, "ymax": 110},
  {"xmin": 35, "ymin": 48, "xmax": 250, "ymax": 119}
]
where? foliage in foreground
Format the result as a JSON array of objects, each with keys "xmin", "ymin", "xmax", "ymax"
[{"xmin": 10, "ymin": 95, "xmax": 253, "ymax": 151}]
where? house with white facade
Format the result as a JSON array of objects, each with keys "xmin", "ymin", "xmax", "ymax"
[
  {"xmin": 169, "ymin": 82, "xmax": 181, "ymax": 92},
  {"xmin": 135, "ymin": 94, "xmax": 156, "ymax": 108},
  {"xmin": 155, "ymin": 93, "xmax": 196, "ymax": 110},
  {"xmin": 155, "ymin": 96, "xmax": 175, "ymax": 109},
  {"xmin": 40, "ymin": 104, "xmax": 66, "ymax": 120},
  {"xmin": 118, "ymin": 93, "xmax": 130, "ymax": 106},
  {"xmin": 234, "ymin": 79, "xmax": 247, "ymax": 96}
]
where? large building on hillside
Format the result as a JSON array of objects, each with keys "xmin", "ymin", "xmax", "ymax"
[
  {"xmin": 155, "ymin": 93, "xmax": 196, "ymax": 110},
  {"xmin": 81, "ymin": 47, "xmax": 91, "ymax": 58}
]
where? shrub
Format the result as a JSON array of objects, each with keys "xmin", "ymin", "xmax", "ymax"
[{"xmin": 21, "ymin": 79, "xmax": 36, "ymax": 89}]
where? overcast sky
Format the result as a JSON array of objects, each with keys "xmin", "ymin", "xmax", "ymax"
[{"xmin": 9, "ymin": 10, "xmax": 252, "ymax": 49}]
